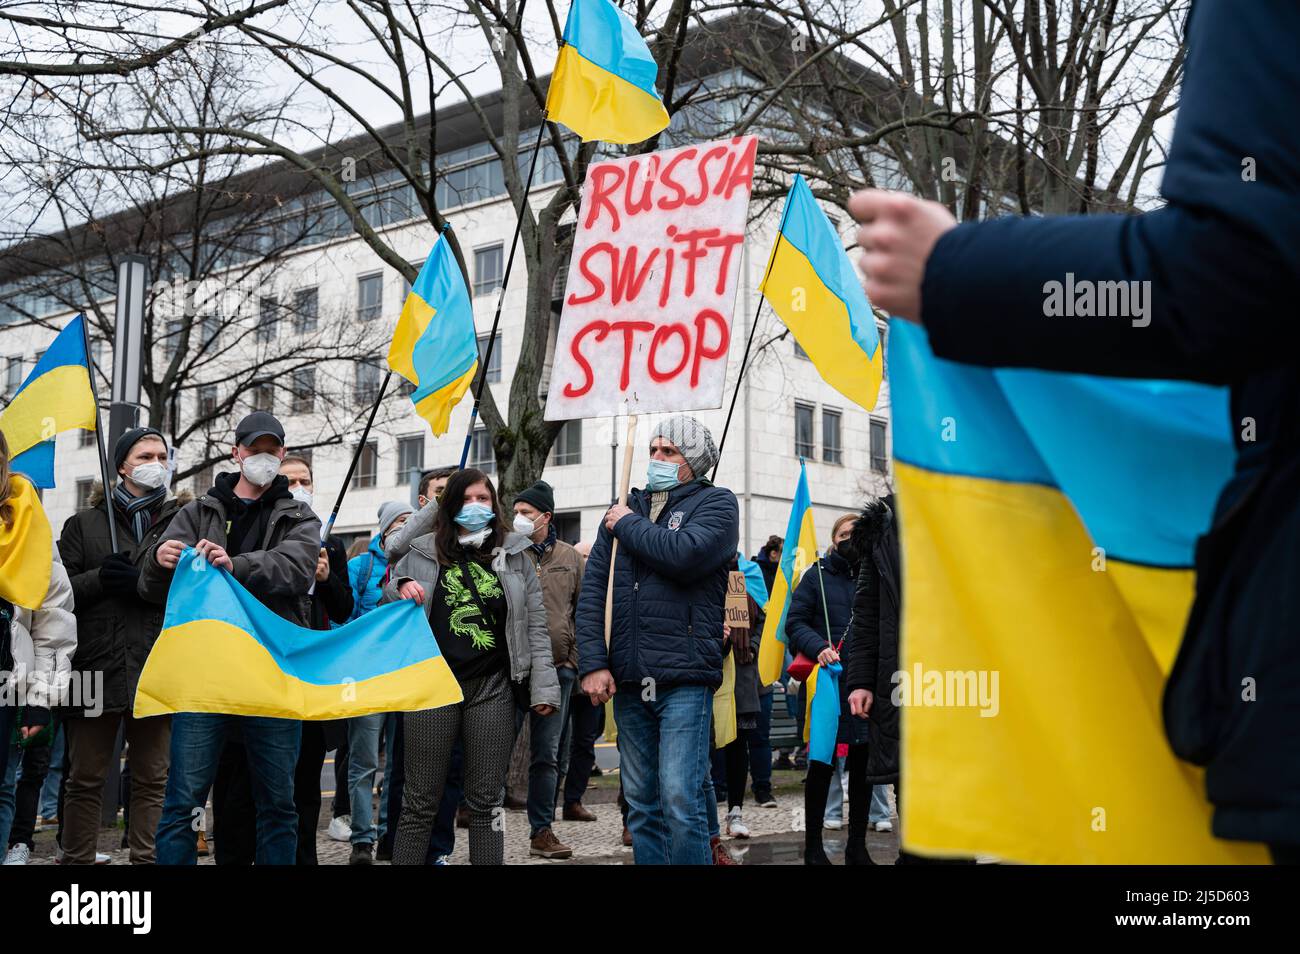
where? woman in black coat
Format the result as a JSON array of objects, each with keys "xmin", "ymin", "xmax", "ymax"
[{"xmin": 785, "ymin": 513, "xmax": 873, "ymax": 865}]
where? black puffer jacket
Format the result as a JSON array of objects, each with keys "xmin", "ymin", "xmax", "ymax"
[
  {"xmin": 787, "ymin": 546, "xmax": 868, "ymax": 747},
  {"xmin": 845, "ymin": 498, "xmax": 900, "ymax": 784},
  {"xmin": 57, "ymin": 488, "xmax": 189, "ymax": 717}
]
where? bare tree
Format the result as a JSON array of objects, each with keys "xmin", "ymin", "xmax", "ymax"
[{"xmin": 0, "ymin": 38, "xmax": 401, "ymax": 485}]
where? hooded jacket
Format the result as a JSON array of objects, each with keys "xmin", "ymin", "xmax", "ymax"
[
  {"xmin": 844, "ymin": 499, "xmax": 900, "ymax": 783},
  {"xmin": 138, "ymin": 472, "xmax": 321, "ymax": 626}
]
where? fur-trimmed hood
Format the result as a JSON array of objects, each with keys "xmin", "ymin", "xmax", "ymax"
[{"xmin": 850, "ymin": 495, "xmax": 894, "ymax": 556}]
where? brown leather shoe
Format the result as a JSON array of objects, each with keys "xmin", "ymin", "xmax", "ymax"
[
  {"xmin": 711, "ymin": 835, "xmax": 739, "ymax": 866},
  {"xmin": 621, "ymin": 825, "xmax": 632, "ymax": 847},
  {"xmin": 529, "ymin": 828, "xmax": 573, "ymax": 859},
  {"xmin": 562, "ymin": 802, "xmax": 597, "ymax": 822}
]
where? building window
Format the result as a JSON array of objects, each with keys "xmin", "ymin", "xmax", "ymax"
[
  {"xmin": 354, "ymin": 361, "xmax": 382, "ymax": 406},
  {"xmin": 79, "ymin": 425, "xmax": 96, "ymax": 449},
  {"xmin": 550, "ymin": 419, "xmax": 581, "ymax": 466},
  {"xmin": 553, "ymin": 511, "xmax": 581, "ymax": 545},
  {"xmin": 396, "ymin": 435, "xmax": 425, "ymax": 484},
  {"xmin": 795, "ymin": 402, "xmax": 815, "ymax": 458},
  {"xmin": 870, "ymin": 418, "xmax": 889, "ymax": 474},
  {"xmin": 473, "ymin": 244, "xmax": 504, "ymax": 296},
  {"xmin": 3, "ymin": 356, "xmax": 20, "ymax": 396},
  {"xmin": 469, "ymin": 427, "xmax": 495, "ymax": 474},
  {"xmin": 793, "ymin": 338, "xmax": 810, "ymax": 360},
  {"xmin": 75, "ymin": 478, "xmax": 94, "ymax": 510},
  {"xmin": 257, "ymin": 297, "xmax": 279, "ymax": 343},
  {"xmin": 822, "ymin": 408, "xmax": 843, "ymax": 465},
  {"xmin": 291, "ymin": 368, "xmax": 315, "ymax": 414},
  {"xmin": 198, "ymin": 384, "xmax": 219, "ymax": 417},
  {"xmin": 293, "ymin": 287, "xmax": 319, "ymax": 334},
  {"xmin": 200, "ymin": 313, "xmax": 221, "ymax": 350},
  {"xmin": 477, "ymin": 333, "xmax": 502, "ymax": 383},
  {"xmin": 252, "ymin": 381, "xmax": 275, "ymax": 413},
  {"xmin": 357, "ymin": 273, "xmax": 383, "ymax": 321},
  {"xmin": 351, "ymin": 440, "xmax": 378, "ymax": 488},
  {"xmin": 162, "ymin": 319, "xmax": 183, "ymax": 360}
]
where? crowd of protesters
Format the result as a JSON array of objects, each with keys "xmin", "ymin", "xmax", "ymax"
[{"xmin": 1, "ymin": 409, "xmax": 909, "ymax": 866}]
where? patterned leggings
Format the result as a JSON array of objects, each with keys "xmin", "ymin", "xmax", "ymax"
[{"xmin": 393, "ymin": 667, "xmax": 516, "ymax": 865}]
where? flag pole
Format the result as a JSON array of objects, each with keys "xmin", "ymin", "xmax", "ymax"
[
  {"xmin": 81, "ymin": 314, "xmax": 119, "ymax": 553},
  {"xmin": 321, "ymin": 369, "xmax": 392, "ymax": 541},
  {"xmin": 604, "ymin": 413, "xmax": 638, "ymax": 648},
  {"xmin": 458, "ymin": 120, "xmax": 549, "ymax": 469},
  {"xmin": 711, "ymin": 192, "xmax": 795, "ymax": 482}
]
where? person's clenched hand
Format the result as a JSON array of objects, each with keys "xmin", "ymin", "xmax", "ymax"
[{"xmin": 849, "ymin": 189, "xmax": 956, "ymax": 322}]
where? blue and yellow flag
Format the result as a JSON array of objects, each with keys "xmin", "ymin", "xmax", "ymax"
[
  {"xmin": 806, "ymin": 660, "xmax": 842, "ymax": 764},
  {"xmin": 761, "ymin": 175, "xmax": 882, "ymax": 411},
  {"xmin": 134, "ymin": 548, "xmax": 462, "ymax": 720},
  {"xmin": 545, "ymin": 0, "xmax": 670, "ymax": 144},
  {"xmin": 890, "ymin": 320, "xmax": 1265, "ymax": 864},
  {"xmin": 757, "ymin": 459, "xmax": 818, "ymax": 685},
  {"xmin": 0, "ymin": 473, "xmax": 53, "ymax": 609},
  {"xmin": 736, "ymin": 551, "xmax": 768, "ymax": 609},
  {"xmin": 0, "ymin": 314, "xmax": 98, "ymax": 488},
  {"xmin": 387, "ymin": 230, "xmax": 479, "ymax": 436}
]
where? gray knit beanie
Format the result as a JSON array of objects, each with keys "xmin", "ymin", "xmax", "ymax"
[{"xmin": 650, "ymin": 415, "xmax": 719, "ymax": 480}]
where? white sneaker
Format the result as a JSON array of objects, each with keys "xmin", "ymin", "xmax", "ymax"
[
  {"xmin": 3, "ymin": 844, "xmax": 30, "ymax": 865},
  {"xmin": 327, "ymin": 815, "xmax": 352, "ymax": 842},
  {"xmin": 823, "ymin": 818, "xmax": 843, "ymax": 831},
  {"xmin": 874, "ymin": 819, "xmax": 893, "ymax": 832},
  {"xmin": 725, "ymin": 807, "xmax": 750, "ymax": 839}
]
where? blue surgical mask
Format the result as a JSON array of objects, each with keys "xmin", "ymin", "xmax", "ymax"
[
  {"xmin": 647, "ymin": 458, "xmax": 682, "ymax": 492},
  {"xmin": 453, "ymin": 503, "xmax": 495, "ymax": 532}
]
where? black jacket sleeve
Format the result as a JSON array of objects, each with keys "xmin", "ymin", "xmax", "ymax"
[
  {"xmin": 921, "ymin": 0, "xmax": 1300, "ymax": 386},
  {"xmin": 319, "ymin": 537, "xmax": 354, "ymax": 625},
  {"xmin": 845, "ymin": 558, "xmax": 880, "ymax": 694},
  {"xmin": 57, "ymin": 512, "xmax": 105, "ymax": 612}
]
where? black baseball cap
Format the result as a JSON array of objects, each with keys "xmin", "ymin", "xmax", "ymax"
[{"xmin": 234, "ymin": 411, "xmax": 285, "ymax": 447}]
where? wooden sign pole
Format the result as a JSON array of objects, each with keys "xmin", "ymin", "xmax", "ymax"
[{"xmin": 605, "ymin": 414, "xmax": 638, "ymax": 647}]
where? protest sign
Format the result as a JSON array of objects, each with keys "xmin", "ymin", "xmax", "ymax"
[
  {"xmin": 725, "ymin": 570, "xmax": 750, "ymax": 627},
  {"xmin": 545, "ymin": 135, "xmax": 758, "ymax": 420}
]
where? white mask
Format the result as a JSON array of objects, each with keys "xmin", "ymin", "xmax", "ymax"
[
  {"xmin": 238, "ymin": 452, "xmax": 281, "ymax": 487},
  {"xmin": 129, "ymin": 461, "xmax": 167, "ymax": 490},
  {"xmin": 513, "ymin": 514, "xmax": 536, "ymax": 536},
  {"xmin": 290, "ymin": 486, "xmax": 314, "ymax": 509}
]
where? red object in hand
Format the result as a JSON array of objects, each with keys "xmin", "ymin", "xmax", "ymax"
[{"xmin": 787, "ymin": 653, "xmax": 815, "ymax": 682}]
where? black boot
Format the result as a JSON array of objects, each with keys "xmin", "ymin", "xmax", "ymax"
[
  {"xmin": 804, "ymin": 762, "xmax": 832, "ymax": 865},
  {"xmin": 844, "ymin": 821, "xmax": 874, "ymax": 865}
]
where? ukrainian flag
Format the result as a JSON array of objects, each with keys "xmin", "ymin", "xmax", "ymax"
[
  {"xmin": 806, "ymin": 660, "xmax": 842, "ymax": 765},
  {"xmin": 0, "ymin": 473, "xmax": 53, "ymax": 609},
  {"xmin": 0, "ymin": 314, "xmax": 98, "ymax": 488},
  {"xmin": 757, "ymin": 459, "xmax": 818, "ymax": 685},
  {"xmin": 761, "ymin": 175, "xmax": 883, "ymax": 411},
  {"xmin": 134, "ymin": 548, "xmax": 462, "ymax": 720},
  {"xmin": 737, "ymin": 551, "xmax": 769, "ymax": 609},
  {"xmin": 890, "ymin": 320, "xmax": 1266, "ymax": 864},
  {"xmin": 387, "ymin": 230, "xmax": 479, "ymax": 436},
  {"xmin": 545, "ymin": 0, "xmax": 670, "ymax": 144}
]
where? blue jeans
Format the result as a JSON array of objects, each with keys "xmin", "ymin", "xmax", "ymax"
[
  {"xmin": 156, "ymin": 714, "xmax": 301, "ymax": 865},
  {"xmin": 39, "ymin": 724, "xmax": 63, "ymax": 819},
  {"xmin": 525, "ymin": 666, "xmax": 576, "ymax": 837},
  {"xmin": 347, "ymin": 712, "xmax": 392, "ymax": 845},
  {"xmin": 615, "ymin": 684, "xmax": 712, "ymax": 865}
]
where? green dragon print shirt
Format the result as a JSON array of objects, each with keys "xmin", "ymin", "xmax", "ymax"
[{"xmin": 429, "ymin": 560, "xmax": 510, "ymax": 682}]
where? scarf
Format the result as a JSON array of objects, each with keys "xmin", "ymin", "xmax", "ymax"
[
  {"xmin": 529, "ymin": 522, "xmax": 557, "ymax": 558},
  {"xmin": 112, "ymin": 482, "xmax": 167, "ymax": 544}
]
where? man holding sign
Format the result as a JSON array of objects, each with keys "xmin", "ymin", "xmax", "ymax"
[{"xmin": 576, "ymin": 416, "xmax": 738, "ymax": 866}]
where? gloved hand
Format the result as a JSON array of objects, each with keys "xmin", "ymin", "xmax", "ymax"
[{"xmin": 99, "ymin": 551, "xmax": 142, "ymax": 597}]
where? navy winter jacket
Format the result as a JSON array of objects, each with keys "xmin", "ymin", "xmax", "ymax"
[
  {"xmin": 918, "ymin": 0, "xmax": 1300, "ymax": 846},
  {"xmin": 576, "ymin": 479, "xmax": 739, "ymax": 691}
]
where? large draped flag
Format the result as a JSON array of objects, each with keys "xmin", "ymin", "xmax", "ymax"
[
  {"xmin": 545, "ymin": 0, "xmax": 670, "ymax": 144},
  {"xmin": 135, "ymin": 548, "xmax": 462, "ymax": 720},
  {"xmin": 0, "ymin": 473, "xmax": 53, "ymax": 609},
  {"xmin": 761, "ymin": 175, "xmax": 883, "ymax": 411},
  {"xmin": 0, "ymin": 314, "xmax": 98, "ymax": 488},
  {"xmin": 386, "ymin": 229, "xmax": 479, "ymax": 436},
  {"xmin": 756, "ymin": 459, "xmax": 818, "ymax": 685},
  {"xmin": 889, "ymin": 319, "xmax": 1267, "ymax": 864}
]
